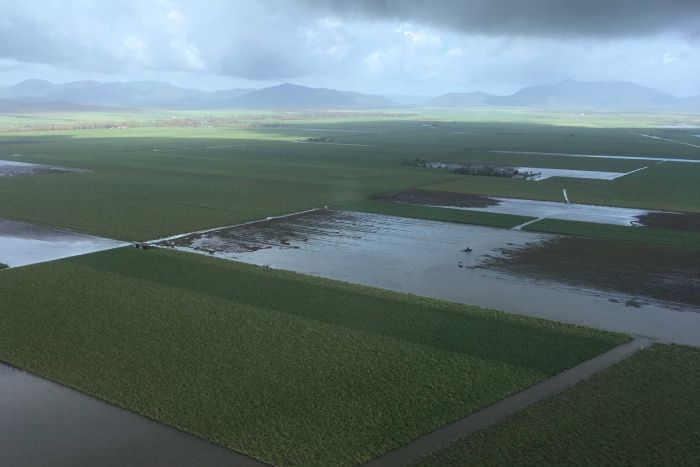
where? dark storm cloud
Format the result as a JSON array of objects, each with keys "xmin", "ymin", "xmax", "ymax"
[
  {"xmin": 1, "ymin": 0, "xmax": 699, "ymax": 96},
  {"xmin": 303, "ymin": 0, "xmax": 700, "ymax": 38}
]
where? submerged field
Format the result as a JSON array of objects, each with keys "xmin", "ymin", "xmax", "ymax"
[
  {"xmin": 418, "ymin": 344, "xmax": 700, "ymax": 466},
  {"xmin": 0, "ymin": 247, "xmax": 625, "ymax": 466}
]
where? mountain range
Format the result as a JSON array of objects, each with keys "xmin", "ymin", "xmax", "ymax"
[
  {"xmin": 0, "ymin": 79, "xmax": 698, "ymax": 112},
  {"xmin": 425, "ymin": 80, "xmax": 700, "ymax": 112}
]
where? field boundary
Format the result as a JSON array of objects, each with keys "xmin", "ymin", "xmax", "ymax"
[
  {"xmin": 363, "ymin": 337, "xmax": 651, "ymax": 466},
  {"xmin": 146, "ymin": 207, "xmax": 324, "ymax": 243}
]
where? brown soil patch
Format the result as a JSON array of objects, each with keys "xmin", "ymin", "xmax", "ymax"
[{"xmin": 373, "ymin": 189, "xmax": 500, "ymax": 208}]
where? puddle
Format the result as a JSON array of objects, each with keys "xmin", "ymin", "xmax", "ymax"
[
  {"xmin": 0, "ymin": 363, "xmax": 254, "ymax": 466},
  {"xmin": 160, "ymin": 210, "xmax": 700, "ymax": 346},
  {"xmin": 0, "ymin": 219, "xmax": 126, "ymax": 267},
  {"xmin": 0, "ymin": 159, "xmax": 89, "ymax": 177}
]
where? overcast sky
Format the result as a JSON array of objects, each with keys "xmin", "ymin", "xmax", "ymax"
[{"xmin": 1, "ymin": 0, "xmax": 700, "ymax": 96}]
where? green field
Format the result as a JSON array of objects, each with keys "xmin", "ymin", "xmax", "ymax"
[
  {"xmin": 0, "ymin": 247, "xmax": 626, "ymax": 466},
  {"xmin": 524, "ymin": 218, "xmax": 700, "ymax": 249},
  {"xmin": 0, "ymin": 132, "xmax": 455, "ymax": 240},
  {"xmin": 2, "ymin": 114, "xmax": 700, "ymax": 242},
  {"xmin": 417, "ymin": 344, "xmax": 700, "ymax": 466}
]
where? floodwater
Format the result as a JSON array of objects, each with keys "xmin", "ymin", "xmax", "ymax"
[
  {"xmin": 162, "ymin": 210, "xmax": 700, "ymax": 346},
  {"xmin": 0, "ymin": 363, "xmax": 259, "ymax": 466},
  {"xmin": 446, "ymin": 197, "xmax": 650, "ymax": 226},
  {"xmin": 0, "ymin": 218, "xmax": 126, "ymax": 267},
  {"xmin": 515, "ymin": 166, "xmax": 627, "ymax": 181},
  {"xmin": 490, "ymin": 150, "xmax": 700, "ymax": 164},
  {"xmin": 376, "ymin": 190, "xmax": 650, "ymax": 226},
  {"xmin": 0, "ymin": 159, "xmax": 88, "ymax": 177}
]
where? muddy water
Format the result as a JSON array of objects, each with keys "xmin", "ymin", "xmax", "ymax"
[
  {"xmin": 0, "ymin": 363, "xmax": 258, "ymax": 466},
  {"xmin": 480, "ymin": 236, "xmax": 700, "ymax": 308},
  {"xmin": 0, "ymin": 219, "xmax": 126, "ymax": 267},
  {"xmin": 164, "ymin": 210, "xmax": 700, "ymax": 346}
]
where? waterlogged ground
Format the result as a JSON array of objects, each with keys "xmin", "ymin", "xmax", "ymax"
[
  {"xmin": 447, "ymin": 198, "xmax": 650, "ymax": 226},
  {"xmin": 0, "ymin": 218, "xmax": 125, "ymax": 267},
  {"xmin": 162, "ymin": 210, "xmax": 700, "ymax": 346},
  {"xmin": 0, "ymin": 159, "xmax": 88, "ymax": 177},
  {"xmin": 376, "ymin": 190, "xmax": 650, "ymax": 226},
  {"xmin": 515, "ymin": 166, "xmax": 628, "ymax": 181},
  {"xmin": 480, "ymin": 236, "xmax": 700, "ymax": 309}
]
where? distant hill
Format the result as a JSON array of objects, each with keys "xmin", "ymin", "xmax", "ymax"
[
  {"xmin": 504, "ymin": 80, "xmax": 680, "ymax": 110},
  {"xmin": 1, "ymin": 78, "xmax": 698, "ymax": 112},
  {"xmin": 0, "ymin": 97, "xmax": 100, "ymax": 113},
  {"xmin": 0, "ymin": 80, "xmax": 394, "ymax": 110},
  {"xmin": 228, "ymin": 83, "xmax": 395, "ymax": 108},
  {"xmin": 425, "ymin": 80, "xmax": 700, "ymax": 112},
  {"xmin": 0, "ymin": 80, "xmax": 251, "ymax": 109}
]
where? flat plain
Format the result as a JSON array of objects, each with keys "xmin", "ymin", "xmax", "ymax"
[
  {"xmin": 1, "ymin": 109, "xmax": 699, "ymax": 465},
  {"xmin": 0, "ymin": 247, "xmax": 625, "ymax": 465}
]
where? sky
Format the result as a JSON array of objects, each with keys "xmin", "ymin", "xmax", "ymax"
[{"xmin": 1, "ymin": 0, "xmax": 700, "ymax": 97}]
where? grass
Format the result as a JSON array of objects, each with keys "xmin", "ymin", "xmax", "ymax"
[
  {"xmin": 334, "ymin": 199, "xmax": 534, "ymax": 228},
  {"xmin": 0, "ymin": 133, "xmax": 456, "ymax": 240},
  {"xmin": 2, "ymin": 116, "xmax": 700, "ymax": 241},
  {"xmin": 524, "ymin": 218, "xmax": 700, "ymax": 249},
  {"xmin": 0, "ymin": 247, "xmax": 626, "ymax": 466},
  {"xmin": 417, "ymin": 344, "xmax": 700, "ymax": 466}
]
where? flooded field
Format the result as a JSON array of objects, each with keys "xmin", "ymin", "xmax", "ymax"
[
  {"xmin": 0, "ymin": 219, "xmax": 125, "ymax": 267},
  {"xmin": 161, "ymin": 210, "xmax": 700, "ymax": 346},
  {"xmin": 376, "ymin": 190, "xmax": 650, "ymax": 225},
  {"xmin": 0, "ymin": 363, "xmax": 256, "ymax": 466},
  {"xmin": 515, "ymin": 166, "xmax": 628, "ymax": 181},
  {"xmin": 0, "ymin": 159, "xmax": 88, "ymax": 177},
  {"xmin": 450, "ymin": 197, "xmax": 650, "ymax": 225},
  {"xmin": 480, "ymin": 236, "xmax": 700, "ymax": 308},
  {"xmin": 490, "ymin": 150, "xmax": 700, "ymax": 164}
]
